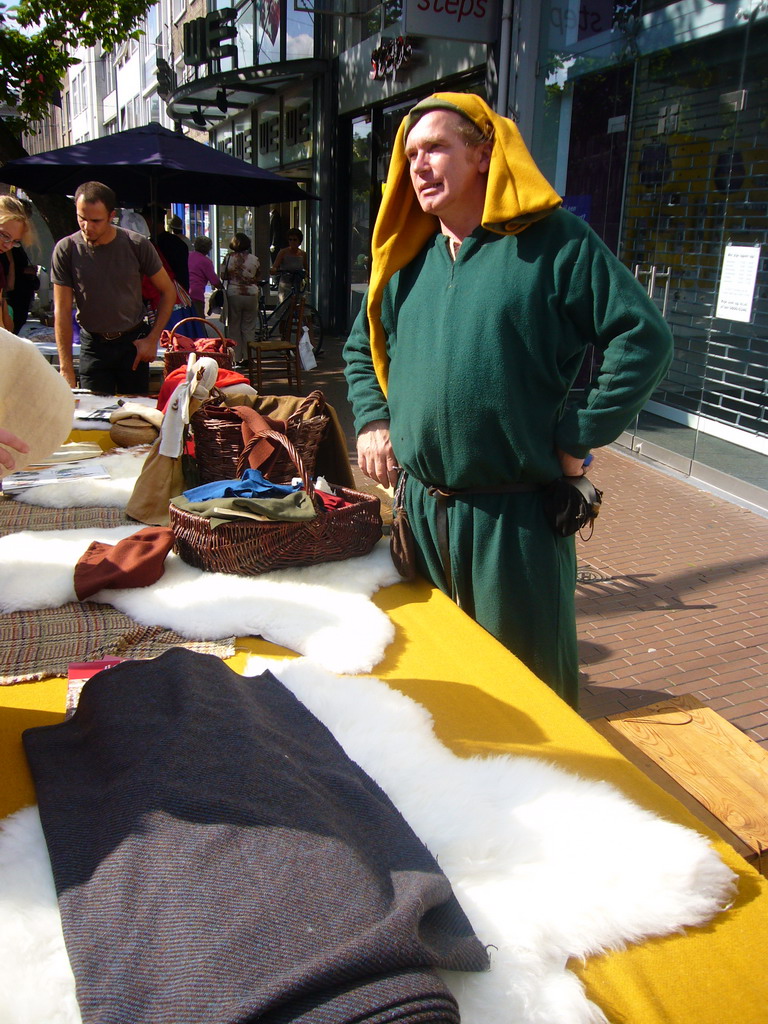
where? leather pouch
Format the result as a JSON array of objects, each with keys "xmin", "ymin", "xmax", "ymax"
[
  {"xmin": 541, "ymin": 475, "xmax": 603, "ymax": 539},
  {"xmin": 390, "ymin": 472, "xmax": 417, "ymax": 580}
]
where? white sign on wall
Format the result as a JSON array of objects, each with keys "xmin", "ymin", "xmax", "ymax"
[
  {"xmin": 715, "ymin": 244, "xmax": 761, "ymax": 323},
  {"xmin": 403, "ymin": 0, "xmax": 500, "ymax": 44}
]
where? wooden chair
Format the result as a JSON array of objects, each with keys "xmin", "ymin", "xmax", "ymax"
[{"xmin": 247, "ymin": 295, "xmax": 303, "ymax": 393}]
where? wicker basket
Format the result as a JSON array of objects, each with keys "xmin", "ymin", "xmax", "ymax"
[
  {"xmin": 162, "ymin": 318, "xmax": 234, "ymax": 377},
  {"xmin": 170, "ymin": 430, "xmax": 382, "ymax": 576},
  {"xmin": 190, "ymin": 390, "xmax": 329, "ymax": 485}
]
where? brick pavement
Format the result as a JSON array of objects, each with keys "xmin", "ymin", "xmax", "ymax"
[
  {"xmin": 576, "ymin": 449, "xmax": 768, "ymax": 750},
  {"xmin": 315, "ymin": 337, "xmax": 768, "ymax": 751}
]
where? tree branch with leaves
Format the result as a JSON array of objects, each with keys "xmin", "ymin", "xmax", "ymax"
[{"xmin": 0, "ymin": 0, "xmax": 155, "ymax": 238}]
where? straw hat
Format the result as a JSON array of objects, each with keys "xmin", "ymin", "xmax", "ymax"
[{"xmin": 0, "ymin": 327, "xmax": 76, "ymax": 478}]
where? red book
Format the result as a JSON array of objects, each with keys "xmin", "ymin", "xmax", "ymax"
[{"xmin": 65, "ymin": 658, "xmax": 123, "ymax": 718}]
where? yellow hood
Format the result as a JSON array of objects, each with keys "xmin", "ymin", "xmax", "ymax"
[{"xmin": 366, "ymin": 92, "xmax": 561, "ymax": 396}]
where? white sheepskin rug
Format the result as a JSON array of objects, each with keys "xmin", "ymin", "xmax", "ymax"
[
  {"xmin": 7, "ymin": 450, "xmax": 147, "ymax": 508},
  {"xmin": 0, "ymin": 529, "xmax": 399, "ymax": 674},
  {"xmin": 0, "ymin": 807, "xmax": 80, "ymax": 1024},
  {"xmin": 0, "ymin": 659, "xmax": 736, "ymax": 1024}
]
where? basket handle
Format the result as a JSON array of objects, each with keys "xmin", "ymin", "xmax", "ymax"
[
  {"xmin": 167, "ymin": 318, "xmax": 226, "ymax": 348},
  {"xmin": 236, "ymin": 429, "xmax": 315, "ymax": 500},
  {"xmin": 286, "ymin": 388, "xmax": 327, "ymax": 427}
]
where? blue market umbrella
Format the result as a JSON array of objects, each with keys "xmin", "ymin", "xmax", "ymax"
[{"xmin": 0, "ymin": 122, "xmax": 314, "ymax": 207}]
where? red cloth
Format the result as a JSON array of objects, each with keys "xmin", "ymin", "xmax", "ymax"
[
  {"xmin": 142, "ymin": 244, "xmax": 175, "ymax": 308},
  {"xmin": 160, "ymin": 333, "xmax": 234, "ymax": 355},
  {"xmin": 155, "ymin": 367, "xmax": 250, "ymax": 412},
  {"xmin": 74, "ymin": 527, "xmax": 175, "ymax": 601},
  {"xmin": 314, "ymin": 489, "xmax": 352, "ymax": 510}
]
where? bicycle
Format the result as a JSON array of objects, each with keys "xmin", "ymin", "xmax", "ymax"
[{"xmin": 257, "ymin": 270, "xmax": 324, "ymax": 355}]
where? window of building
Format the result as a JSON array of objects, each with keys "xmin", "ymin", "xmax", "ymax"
[
  {"xmin": 143, "ymin": 3, "xmax": 161, "ymax": 70},
  {"xmin": 283, "ymin": 91, "xmax": 313, "ymax": 164},
  {"xmin": 235, "ymin": 3, "xmax": 257, "ymax": 67},
  {"xmin": 71, "ymin": 68, "xmax": 87, "ymax": 118},
  {"xmin": 257, "ymin": 0, "xmax": 282, "ymax": 63},
  {"xmin": 257, "ymin": 98, "xmax": 282, "ymax": 169},
  {"xmin": 286, "ymin": 2, "xmax": 315, "ymax": 59}
]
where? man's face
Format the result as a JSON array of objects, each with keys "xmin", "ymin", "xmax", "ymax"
[
  {"xmin": 76, "ymin": 198, "xmax": 115, "ymax": 245},
  {"xmin": 404, "ymin": 110, "xmax": 491, "ymax": 221}
]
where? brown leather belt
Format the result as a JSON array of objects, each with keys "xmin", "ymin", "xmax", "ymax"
[
  {"xmin": 90, "ymin": 322, "xmax": 146, "ymax": 341},
  {"xmin": 424, "ymin": 479, "xmax": 541, "ymax": 599}
]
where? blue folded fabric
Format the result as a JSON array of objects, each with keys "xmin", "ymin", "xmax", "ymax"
[{"xmin": 183, "ymin": 469, "xmax": 299, "ymax": 501}]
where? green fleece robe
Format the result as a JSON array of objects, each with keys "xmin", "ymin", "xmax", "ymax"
[{"xmin": 344, "ymin": 209, "xmax": 673, "ymax": 705}]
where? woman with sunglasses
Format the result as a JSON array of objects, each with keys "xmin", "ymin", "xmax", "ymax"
[
  {"xmin": 0, "ymin": 197, "xmax": 34, "ymax": 470},
  {"xmin": 0, "ymin": 196, "xmax": 32, "ymax": 332}
]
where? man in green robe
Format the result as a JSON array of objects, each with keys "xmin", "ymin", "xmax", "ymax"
[{"xmin": 343, "ymin": 92, "xmax": 673, "ymax": 707}]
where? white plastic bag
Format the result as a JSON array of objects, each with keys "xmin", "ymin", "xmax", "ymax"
[{"xmin": 298, "ymin": 326, "xmax": 317, "ymax": 370}]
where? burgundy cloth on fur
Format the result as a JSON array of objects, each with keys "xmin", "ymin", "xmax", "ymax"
[{"xmin": 74, "ymin": 527, "xmax": 175, "ymax": 601}]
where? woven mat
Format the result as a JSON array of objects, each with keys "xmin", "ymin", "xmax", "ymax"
[
  {"xmin": 0, "ymin": 496, "xmax": 235, "ymax": 684},
  {"xmin": 0, "ymin": 497, "xmax": 128, "ymax": 535}
]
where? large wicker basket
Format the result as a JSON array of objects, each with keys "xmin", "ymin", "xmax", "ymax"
[
  {"xmin": 162, "ymin": 318, "xmax": 234, "ymax": 377},
  {"xmin": 170, "ymin": 430, "xmax": 382, "ymax": 576},
  {"xmin": 190, "ymin": 390, "xmax": 329, "ymax": 485}
]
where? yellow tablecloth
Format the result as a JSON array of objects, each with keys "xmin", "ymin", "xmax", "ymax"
[{"xmin": 2, "ymin": 564, "xmax": 767, "ymax": 1022}]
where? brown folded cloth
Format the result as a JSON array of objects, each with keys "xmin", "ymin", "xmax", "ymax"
[
  {"xmin": 240, "ymin": 395, "xmax": 355, "ymax": 489},
  {"xmin": 231, "ymin": 405, "xmax": 290, "ymax": 478},
  {"xmin": 74, "ymin": 527, "xmax": 175, "ymax": 601}
]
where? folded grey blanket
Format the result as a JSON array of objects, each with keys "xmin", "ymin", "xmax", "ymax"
[{"xmin": 23, "ymin": 649, "xmax": 489, "ymax": 1023}]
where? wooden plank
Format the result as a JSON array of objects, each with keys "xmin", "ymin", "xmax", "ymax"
[
  {"xmin": 604, "ymin": 696, "xmax": 768, "ymax": 859},
  {"xmin": 592, "ymin": 718, "xmax": 758, "ymax": 865}
]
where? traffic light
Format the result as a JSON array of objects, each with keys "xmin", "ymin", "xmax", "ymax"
[{"xmin": 156, "ymin": 59, "xmax": 174, "ymax": 98}]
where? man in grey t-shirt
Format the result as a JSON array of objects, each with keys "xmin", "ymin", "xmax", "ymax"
[{"xmin": 52, "ymin": 181, "xmax": 176, "ymax": 394}]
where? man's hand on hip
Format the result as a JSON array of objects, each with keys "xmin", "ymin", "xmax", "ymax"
[
  {"xmin": 132, "ymin": 335, "xmax": 159, "ymax": 370},
  {"xmin": 357, "ymin": 420, "xmax": 399, "ymax": 489},
  {"xmin": 557, "ymin": 448, "xmax": 586, "ymax": 477}
]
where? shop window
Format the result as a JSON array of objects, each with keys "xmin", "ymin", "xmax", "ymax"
[{"xmin": 622, "ymin": 25, "xmax": 768, "ymax": 440}]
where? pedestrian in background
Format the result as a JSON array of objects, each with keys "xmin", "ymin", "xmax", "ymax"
[
  {"xmin": 221, "ymin": 232, "xmax": 261, "ymax": 365},
  {"xmin": 141, "ymin": 204, "xmax": 190, "ymax": 290},
  {"xmin": 4, "ymin": 243, "xmax": 40, "ymax": 334},
  {"xmin": 188, "ymin": 236, "xmax": 221, "ymax": 319},
  {"xmin": 169, "ymin": 213, "xmax": 193, "ymax": 252},
  {"xmin": 53, "ymin": 181, "xmax": 176, "ymax": 393},
  {"xmin": 271, "ymin": 228, "xmax": 308, "ymax": 304},
  {"xmin": 0, "ymin": 195, "xmax": 33, "ymax": 332}
]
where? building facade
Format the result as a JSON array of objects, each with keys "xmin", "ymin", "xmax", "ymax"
[{"xmin": 14, "ymin": 0, "xmax": 768, "ymax": 507}]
